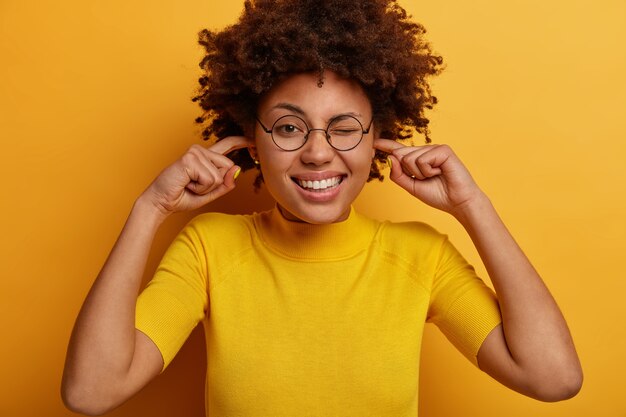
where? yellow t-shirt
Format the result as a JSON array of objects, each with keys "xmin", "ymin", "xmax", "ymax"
[{"xmin": 136, "ymin": 207, "xmax": 501, "ymax": 416}]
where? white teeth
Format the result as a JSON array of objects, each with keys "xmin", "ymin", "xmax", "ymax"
[{"xmin": 296, "ymin": 176, "xmax": 342, "ymax": 191}]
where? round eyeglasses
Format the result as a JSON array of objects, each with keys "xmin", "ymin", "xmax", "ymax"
[{"xmin": 256, "ymin": 114, "xmax": 373, "ymax": 151}]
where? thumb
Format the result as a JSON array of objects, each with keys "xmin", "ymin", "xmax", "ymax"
[
  {"xmin": 222, "ymin": 165, "xmax": 241, "ymax": 189},
  {"xmin": 387, "ymin": 155, "xmax": 414, "ymax": 194},
  {"xmin": 191, "ymin": 165, "xmax": 241, "ymax": 207}
]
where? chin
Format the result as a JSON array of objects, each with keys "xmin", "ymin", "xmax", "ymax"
[{"xmin": 279, "ymin": 203, "xmax": 350, "ymax": 224}]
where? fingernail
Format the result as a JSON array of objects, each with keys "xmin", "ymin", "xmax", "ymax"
[
  {"xmin": 234, "ymin": 167, "xmax": 241, "ymax": 180},
  {"xmin": 387, "ymin": 156, "xmax": 392, "ymax": 169}
]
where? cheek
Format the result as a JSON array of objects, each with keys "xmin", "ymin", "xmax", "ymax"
[
  {"xmin": 258, "ymin": 151, "xmax": 291, "ymax": 186},
  {"xmin": 348, "ymin": 150, "xmax": 375, "ymax": 179},
  {"xmin": 255, "ymin": 139, "xmax": 276, "ymax": 166}
]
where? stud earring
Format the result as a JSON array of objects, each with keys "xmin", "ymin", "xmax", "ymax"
[{"xmin": 253, "ymin": 159, "xmax": 260, "ymax": 165}]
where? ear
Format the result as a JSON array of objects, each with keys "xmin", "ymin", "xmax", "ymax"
[
  {"xmin": 370, "ymin": 121, "xmax": 377, "ymax": 158},
  {"xmin": 247, "ymin": 143, "xmax": 259, "ymax": 162},
  {"xmin": 243, "ymin": 122, "xmax": 259, "ymax": 162}
]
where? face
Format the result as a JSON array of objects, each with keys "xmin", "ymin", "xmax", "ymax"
[{"xmin": 251, "ymin": 70, "xmax": 375, "ymax": 224}]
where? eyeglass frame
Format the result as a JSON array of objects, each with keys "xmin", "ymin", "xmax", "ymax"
[{"xmin": 255, "ymin": 114, "xmax": 374, "ymax": 152}]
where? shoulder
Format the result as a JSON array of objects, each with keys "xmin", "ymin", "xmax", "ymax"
[
  {"xmin": 377, "ymin": 220, "xmax": 446, "ymax": 248},
  {"xmin": 189, "ymin": 211, "xmax": 254, "ymax": 232},
  {"xmin": 373, "ymin": 219, "xmax": 449, "ymax": 268},
  {"xmin": 180, "ymin": 211, "xmax": 261, "ymax": 250}
]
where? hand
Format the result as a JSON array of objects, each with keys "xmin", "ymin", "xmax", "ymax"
[
  {"xmin": 142, "ymin": 136, "xmax": 251, "ymax": 217},
  {"xmin": 374, "ymin": 139, "xmax": 484, "ymax": 216}
]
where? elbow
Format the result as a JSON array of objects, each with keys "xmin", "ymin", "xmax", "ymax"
[
  {"xmin": 62, "ymin": 393, "xmax": 107, "ymax": 416},
  {"xmin": 61, "ymin": 378, "xmax": 118, "ymax": 416},
  {"xmin": 530, "ymin": 367, "xmax": 584, "ymax": 402}
]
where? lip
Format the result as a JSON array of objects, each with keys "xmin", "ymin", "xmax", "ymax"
[
  {"xmin": 290, "ymin": 172, "xmax": 346, "ymax": 202},
  {"xmin": 290, "ymin": 171, "xmax": 345, "ymax": 181}
]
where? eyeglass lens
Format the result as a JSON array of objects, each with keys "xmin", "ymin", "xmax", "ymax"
[{"xmin": 270, "ymin": 115, "xmax": 364, "ymax": 151}]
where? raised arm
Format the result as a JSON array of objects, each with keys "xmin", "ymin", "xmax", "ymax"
[
  {"xmin": 374, "ymin": 139, "xmax": 583, "ymax": 401},
  {"xmin": 61, "ymin": 137, "xmax": 250, "ymax": 415}
]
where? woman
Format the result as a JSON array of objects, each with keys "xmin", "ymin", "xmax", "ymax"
[{"xmin": 62, "ymin": 0, "xmax": 583, "ymax": 415}]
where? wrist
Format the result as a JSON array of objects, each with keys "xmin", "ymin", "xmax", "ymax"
[
  {"xmin": 450, "ymin": 191, "xmax": 494, "ymax": 226},
  {"xmin": 132, "ymin": 193, "xmax": 170, "ymax": 228}
]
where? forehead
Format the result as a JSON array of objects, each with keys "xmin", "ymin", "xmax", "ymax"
[{"xmin": 258, "ymin": 71, "xmax": 372, "ymax": 118}]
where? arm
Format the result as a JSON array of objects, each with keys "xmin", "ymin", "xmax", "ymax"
[
  {"xmin": 61, "ymin": 137, "xmax": 250, "ymax": 415},
  {"xmin": 457, "ymin": 193, "xmax": 582, "ymax": 401},
  {"xmin": 374, "ymin": 140, "xmax": 583, "ymax": 401},
  {"xmin": 61, "ymin": 198, "xmax": 167, "ymax": 415}
]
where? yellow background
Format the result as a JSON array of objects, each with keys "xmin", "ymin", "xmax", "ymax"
[{"xmin": 1, "ymin": 0, "xmax": 624, "ymax": 415}]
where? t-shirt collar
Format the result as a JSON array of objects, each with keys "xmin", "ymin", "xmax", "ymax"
[{"xmin": 255, "ymin": 205, "xmax": 378, "ymax": 260}]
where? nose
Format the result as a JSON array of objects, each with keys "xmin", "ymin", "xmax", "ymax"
[{"xmin": 300, "ymin": 129, "xmax": 335, "ymax": 165}]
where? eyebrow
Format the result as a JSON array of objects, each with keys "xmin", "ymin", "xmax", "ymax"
[{"xmin": 270, "ymin": 102, "xmax": 363, "ymax": 122}]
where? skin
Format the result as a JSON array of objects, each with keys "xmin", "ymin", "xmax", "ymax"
[
  {"xmin": 61, "ymin": 137, "xmax": 250, "ymax": 414},
  {"xmin": 62, "ymin": 70, "xmax": 582, "ymax": 415},
  {"xmin": 377, "ymin": 140, "xmax": 583, "ymax": 401},
  {"xmin": 251, "ymin": 71, "xmax": 375, "ymax": 224}
]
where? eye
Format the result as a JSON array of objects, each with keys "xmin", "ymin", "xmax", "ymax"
[
  {"xmin": 331, "ymin": 127, "xmax": 360, "ymax": 135},
  {"xmin": 329, "ymin": 122, "xmax": 361, "ymax": 136},
  {"xmin": 275, "ymin": 123, "xmax": 303, "ymax": 135},
  {"xmin": 272, "ymin": 115, "xmax": 307, "ymax": 137}
]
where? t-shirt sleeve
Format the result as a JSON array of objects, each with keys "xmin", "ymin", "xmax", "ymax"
[
  {"xmin": 135, "ymin": 219, "xmax": 209, "ymax": 372},
  {"xmin": 426, "ymin": 236, "xmax": 502, "ymax": 367}
]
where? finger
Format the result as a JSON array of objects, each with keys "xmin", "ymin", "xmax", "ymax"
[
  {"xmin": 401, "ymin": 146, "xmax": 445, "ymax": 180},
  {"xmin": 185, "ymin": 160, "xmax": 232, "ymax": 197},
  {"xmin": 416, "ymin": 154, "xmax": 443, "ymax": 178},
  {"xmin": 221, "ymin": 164, "xmax": 241, "ymax": 189},
  {"xmin": 188, "ymin": 148, "xmax": 239, "ymax": 179},
  {"xmin": 209, "ymin": 135, "xmax": 252, "ymax": 155},
  {"xmin": 387, "ymin": 154, "xmax": 416, "ymax": 194},
  {"xmin": 375, "ymin": 139, "xmax": 435, "ymax": 160},
  {"xmin": 184, "ymin": 150, "xmax": 243, "ymax": 196},
  {"xmin": 185, "ymin": 170, "xmax": 221, "ymax": 196},
  {"xmin": 192, "ymin": 165, "xmax": 241, "ymax": 204},
  {"xmin": 400, "ymin": 156, "xmax": 427, "ymax": 180},
  {"xmin": 415, "ymin": 145, "xmax": 451, "ymax": 177},
  {"xmin": 187, "ymin": 145, "xmax": 233, "ymax": 182},
  {"xmin": 373, "ymin": 138, "xmax": 406, "ymax": 153},
  {"xmin": 181, "ymin": 152, "xmax": 222, "ymax": 193}
]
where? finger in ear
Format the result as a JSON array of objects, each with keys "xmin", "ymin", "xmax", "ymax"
[
  {"xmin": 223, "ymin": 165, "xmax": 241, "ymax": 188},
  {"xmin": 247, "ymin": 145, "xmax": 258, "ymax": 162}
]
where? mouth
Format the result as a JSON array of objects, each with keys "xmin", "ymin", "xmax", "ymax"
[{"xmin": 291, "ymin": 175, "xmax": 345, "ymax": 192}]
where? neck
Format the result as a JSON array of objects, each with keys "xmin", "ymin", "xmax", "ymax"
[
  {"xmin": 254, "ymin": 206, "xmax": 379, "ymax": 260},
  {"xmin": 276, "ymin": 204, "xmax": 351, "ymax": 224}
]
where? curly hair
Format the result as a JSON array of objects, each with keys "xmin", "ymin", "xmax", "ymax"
[{"xmin": 192, "ymin": 0, "xmax": 443, "ymax": 184}]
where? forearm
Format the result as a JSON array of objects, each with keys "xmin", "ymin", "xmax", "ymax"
[
  {"xmin": 62, "ymin": 195, "xmax": 166, "ymax": 402},
  {"xmin": 377, "ymin": 141, "xmax": 582, "ymax": 399},
  {"xmin": 453, "ymin": 193, "xmax": 582, "ymax": 391},
  {"xmin": 61, "ymin": 139, "xmax": 244, "ymax": 413}
]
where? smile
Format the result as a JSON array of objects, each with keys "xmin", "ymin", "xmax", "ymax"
[{"xmin": 292, "ymin": 175, "xmax": 344, "ymax": 192}]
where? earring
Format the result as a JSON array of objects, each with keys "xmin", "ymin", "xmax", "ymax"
[{"xmin": 253, "ymin": 159, "xmax": 260, "ymax": 165}]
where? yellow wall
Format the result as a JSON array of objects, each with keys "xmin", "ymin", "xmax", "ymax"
[{"xmin": 1, "ymin": 0, "xmax": 624, "ymax": 415}]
